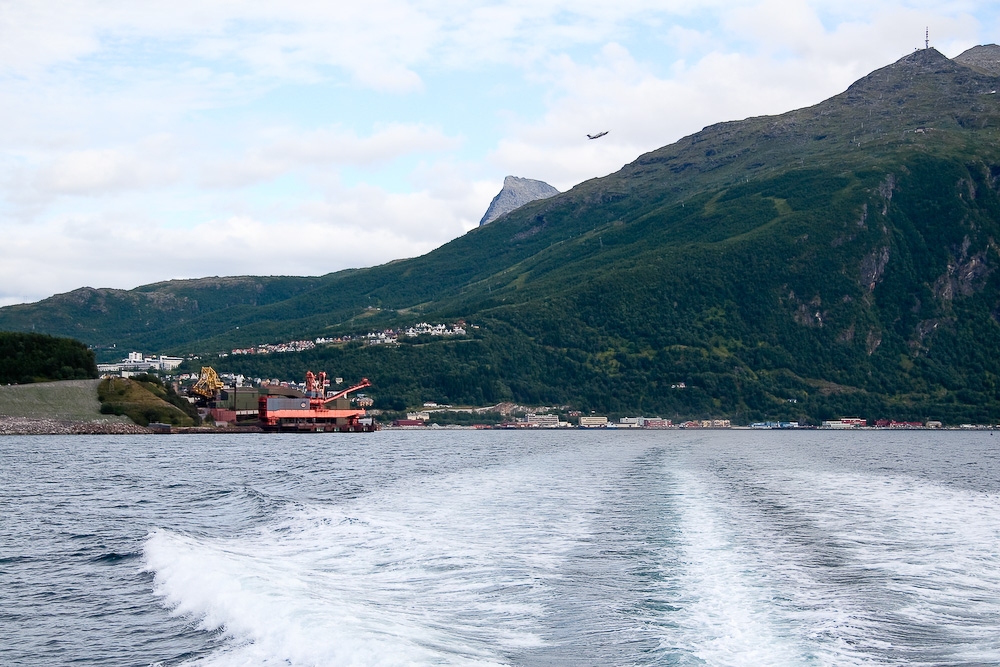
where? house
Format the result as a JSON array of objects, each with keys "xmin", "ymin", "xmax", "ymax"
[{"xmin": 97, "ymin": 351, "xmax": 184, "ymax": 375}]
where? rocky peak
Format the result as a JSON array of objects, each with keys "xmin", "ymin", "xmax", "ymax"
[
  {"xmin": 479, "ymin": 176, "xmax": 559, "ymax": 226},
  {"xmin": 955, "ymin": 44, "xmax": 1000, "ymax": 76},
  {"xmin": 842, "ymin": 48, "xmax": 962, "ymax": 98}
]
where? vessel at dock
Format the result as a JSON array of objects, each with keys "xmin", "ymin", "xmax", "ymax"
[{"xmin": 258, "ymin": 372, "xmax": 377, "ymax": 432}]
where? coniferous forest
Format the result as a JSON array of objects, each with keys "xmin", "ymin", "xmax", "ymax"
[{"xmin": 0, "ymin": 332, "xmax": 98, "ymax": 385}]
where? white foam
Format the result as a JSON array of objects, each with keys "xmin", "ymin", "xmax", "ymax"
[
  {"xmin": 142, "ymin": 442, "xmax": 633, "ymax": 666},
  {"xmin": 658, "ymin": 469, "xmax": 815, "ymax": 666},
  {"xmin": 140, "ymin": 434, "xmax": 1000, "ymax": 665},
  {"xmin": 776, "ymin": 469, "xmax": 1000, "ymax": 662},
  {"xmin": 655, "ymin": 460, "xmax": 1000, "ymax": 665}
]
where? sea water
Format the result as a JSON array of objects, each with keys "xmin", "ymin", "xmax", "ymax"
[{"xmin": 2, "ymin": 429, "xmax": 999, "ymax": 666}]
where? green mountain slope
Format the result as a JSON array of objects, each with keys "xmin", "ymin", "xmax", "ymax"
[
  {"xmin": 5, "ymin": 47, "xmax": 1000, "ymax": 423},
  {"xmin": 0, "ymin": 275, "xmax": 324, "ymax": 348}
]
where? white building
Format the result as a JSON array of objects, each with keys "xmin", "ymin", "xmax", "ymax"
[
  {"xmin": 525, "ymin": 413, "xmax": 560, "ymax": 427},
  {"xmin": 97, "ymin": 352, "xmax": 184, "ymax": 375},
  {"xmin": 821, "ymin": 418, "xmax": 867, "ymax": 429}
]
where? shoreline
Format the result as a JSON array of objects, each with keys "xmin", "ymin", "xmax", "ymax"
[
  {"xmin": 4, "ymin": 416, "xmax": 995, "ymax": 435},
  {"xmin": 0, "ymin": 416, "xmax": 271, "ymax": 435},
  {"xmin": 0, "ymin": 416, "xmax": 153, "ymax": 435}
]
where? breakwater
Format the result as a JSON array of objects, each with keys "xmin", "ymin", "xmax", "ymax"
[{"xmin": 0, "ymin": 416, "xmax": 151, "ymax": 435}]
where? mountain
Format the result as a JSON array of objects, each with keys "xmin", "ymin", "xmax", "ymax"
[
  {"xmin": 954, "ymin": 44, "xmax": 1000, "ymax": 74},
  {"xmin": 0, "ymin": 275, "xmax": 322, "ymax": 349},
  {"xmin": 4, "ymin": 47, "xmax": 1000, "ymax": 423},
  {"xmin": 479, "ymin": 175, "xmax": 560, "ymax": 226}
]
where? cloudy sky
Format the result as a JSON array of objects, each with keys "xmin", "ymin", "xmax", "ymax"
[{"xmin": 1, "ymin": 1, "xmax": 998, "ymax": 306}]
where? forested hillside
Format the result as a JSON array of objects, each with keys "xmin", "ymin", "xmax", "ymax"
[
  {"xmin": 5, "ymin": 47, "xmax": 1000, "ymax": 423},
  {"xmin": 0, "ymin": 332, "xmax": 98, "ymax": 384}
]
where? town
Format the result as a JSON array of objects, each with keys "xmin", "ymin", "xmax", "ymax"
[
  {"xmin": 92, "ymin": 349, "xmax": 995, "ymax": 430},
  {"xmin": 224, "ymin": 322, "xmax": 470, "ymax": 356}
]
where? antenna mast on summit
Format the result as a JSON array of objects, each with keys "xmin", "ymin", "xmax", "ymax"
[{"xmin": 925, "ymin": 27, "xmax": 929, "ymax": 49}]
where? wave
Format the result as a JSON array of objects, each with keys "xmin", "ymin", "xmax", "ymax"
[
  {"xmin": 90, "ymin": 551, "xmax": 141, "ymax": 564},
  {"xmin": 140, "ymin": 444, "xmax": 620, "ymax": 666},
  {"xmin": 139, "ymin": 433, "xmax": 1000, "ymax": 666},
  {"xmin": 0, "ymin": 555, "xmax": 35, "ymax": 565},
  {"xmin": 654, "ymin": 459, "xmax": 1000, "ymax": 666}
]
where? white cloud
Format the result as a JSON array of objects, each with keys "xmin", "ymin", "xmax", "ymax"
[
  {"xmin": 35, "ymin": 143, "xmax": 181, "ymax": 195},
  {"xmin": 485, "ymin": 2, "xmax": 994, "ymax": 188},
  {"xmin": 0, "ymin": 2, "xmax": 100, "ymax": 74},
  {"xmin": 200, "ymin": 123, "xmax": 461, "ymax": 188},
  {"xmin": 0, "ymin": 174, "xmax": 487, "ymax": 306},
  {"xmin": 2, "ymin": 0, "xmax": 999, "ymax": 307},
  {"xmin": 266, "ymin": 123, "xmax": 459, "ymax": 169}
]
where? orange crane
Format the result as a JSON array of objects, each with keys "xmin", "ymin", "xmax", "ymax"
[{"xmin": 259, "ymin": 373, "xmax": 376, "ymax": 432}]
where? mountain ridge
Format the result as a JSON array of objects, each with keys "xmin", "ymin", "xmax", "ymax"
[
  {"xmin": 4, "ymin": 47, "xmax": 1000, "ymax": 422},
  {"xmin": 954, "ymin": 43, "xmax": 1000, "ymax": 75}
]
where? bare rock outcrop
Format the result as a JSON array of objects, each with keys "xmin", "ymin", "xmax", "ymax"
[
  {"xmin": 954, "ymin": 44, "xmax": 1000, "ymax": 76},
  {"xmin": 479, "ymin": 176, "xmax": 559, "ymax": 226}
]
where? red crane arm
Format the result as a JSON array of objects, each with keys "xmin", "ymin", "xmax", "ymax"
[{"xmin": 324, "ymin": 378, "xmax": 371, "ymax": 403}]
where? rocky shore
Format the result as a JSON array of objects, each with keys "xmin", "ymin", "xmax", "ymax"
[{"xmin": 0, "ymin": 416, "xmax": 152, "ymax": 435}]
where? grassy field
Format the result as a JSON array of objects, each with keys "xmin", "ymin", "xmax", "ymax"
[
  {"xmin": 0, "ymin": 379, "xmax": 129, "ymax": 422},
  {"xmin": 97, "ymin": 377, "xmax": 196, "ymax": 426}
]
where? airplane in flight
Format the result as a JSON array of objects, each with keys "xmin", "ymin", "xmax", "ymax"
[{"xmin": 587, "ymin": 131, "xmax": 609, "ymax": 140}]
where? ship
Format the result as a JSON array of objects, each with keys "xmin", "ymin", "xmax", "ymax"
[{"xmin": 258, "ymin": 371, "xmax": 378, "ymax": 432}]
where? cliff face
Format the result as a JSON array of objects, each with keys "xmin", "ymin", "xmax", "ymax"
[{"xmin": 478, "ymin": 176, "xmax": 559, "ymax": 226}]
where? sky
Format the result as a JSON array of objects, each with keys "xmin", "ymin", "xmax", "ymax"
[{"xmin": 2, "ymin": 1, "xmax": 999, "ymax": 307}]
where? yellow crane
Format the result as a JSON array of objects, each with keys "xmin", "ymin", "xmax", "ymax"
[{"xmin": 190, "ymin": 366, "xmax": 224, "ymax": 399}]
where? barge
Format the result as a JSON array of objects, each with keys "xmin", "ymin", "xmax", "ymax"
[{"xmin": 258, "ymin": 372, "xmax": 378, "ymax": 432}]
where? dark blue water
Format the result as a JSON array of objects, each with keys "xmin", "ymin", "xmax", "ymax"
[{"xmin": 2, "ymin": 430, "xmax": 999, "ymax": 666}]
